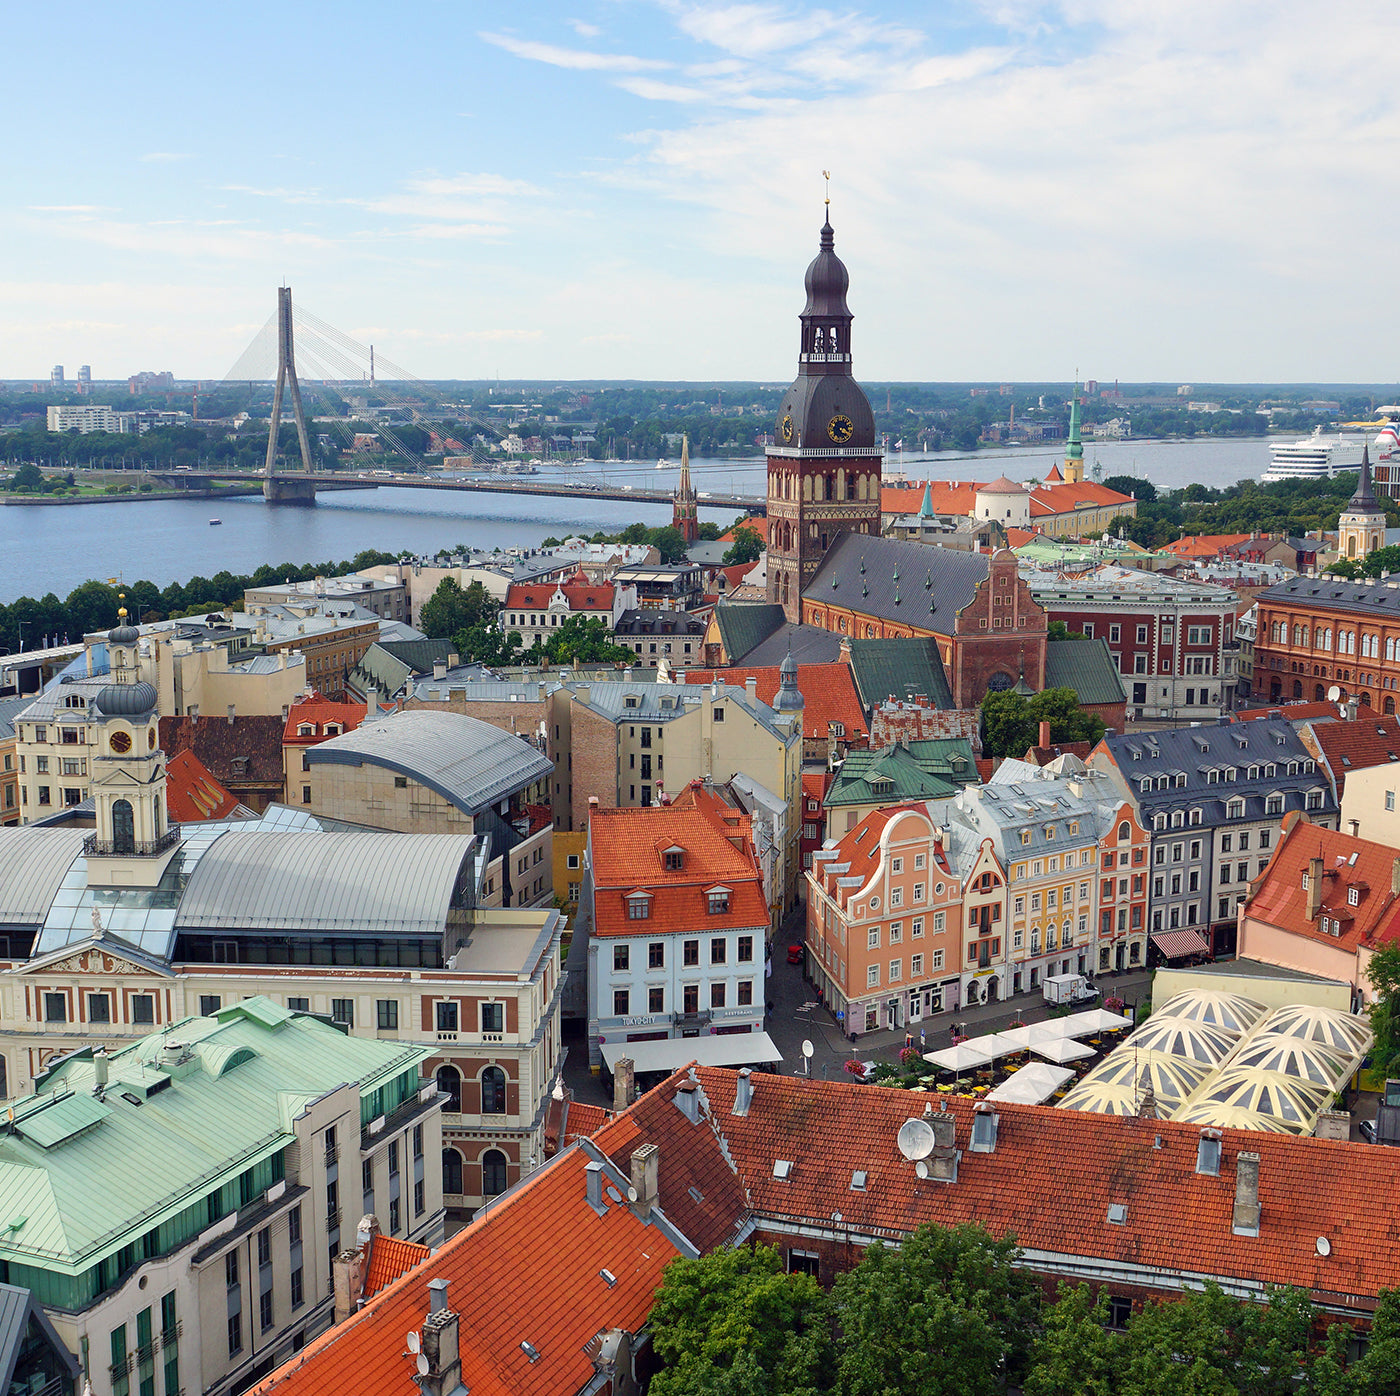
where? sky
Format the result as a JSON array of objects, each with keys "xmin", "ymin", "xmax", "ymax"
[{"xmin": 4, "ymin": 1, "xmax": 1398, "ymax": 385}]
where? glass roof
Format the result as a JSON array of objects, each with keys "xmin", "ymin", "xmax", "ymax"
[
  {"xmin": 1191, "ymin": 1068, "xmax": 1331, "ymax": 1131},
  {"xmin": 1122, "ymin": 1016, "xmax": 1238, "ymax": 1065},
  {"xmin": 1230, "ymin": 1038, "xmax": 1353, "ymax": 1089},
  {"xmin": 1152, "ymin": 989, "xmax": 1267, "ymax": 1035},
  {"xmin": 1255, "ymin": 1005, "xmax": 1373, "ymax": 1055},
  {"xmin": 1076, "ymin": 1049, "xmax": 1212, "ymax": 1107}
]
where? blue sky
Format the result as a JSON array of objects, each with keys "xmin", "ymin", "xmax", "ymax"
[{"xmin": 4, "ymin": 1, "xmax": 1397, "ymax": 383}]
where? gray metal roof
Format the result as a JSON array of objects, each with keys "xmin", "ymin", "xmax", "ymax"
[
  {"xmin": 804, "ymin": 533, "xmax": 990, "ymax": 634},
  {"xmin": 174, "ymin": 830, "xmax": 474, "ymax": 932},
  {"xmin": 569, "ymin": 680, "xmax": 798, "ymax": 741},
  {"xmin": 305, "ymin": 709, "xmax": 552, "ymax": 816},
  {"xmin": 0, "ymin": 828, "xmax": 88, "ymax": 928},
  {"xmin": 1261, "ymin": 576, "xmax": 1400, "ymax": 620},
  {"xmin": 0, "ymin": 694, "xmax": 36, "ymax": 742}
]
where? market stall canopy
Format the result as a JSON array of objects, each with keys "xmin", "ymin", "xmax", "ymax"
[
  {"xmin": 599, "ymin": 1032, "xmax": 782, "ymax": 1076},
  {"xmin": 985, "ymin": 1062, "xmax": 1075, "ymax": 1104},
  {"xmin": 1058, "ymin": 1008, "xmax": 1137, "ymax": 1036},
  {"xmin": 997, "ymin": 1021, "xmax": 1072, "ymax": 1051},
  {"xmin": 923, "ymin": 1032, "xmax": 1025, "ymax": 1072},
  {"xmin": 1032, "ymin": 1037, "xmax": 1097, "ymax": 1065}
]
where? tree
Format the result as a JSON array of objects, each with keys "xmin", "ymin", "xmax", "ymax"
[
  {"xmin": 648, "ymin": 1245, "xmax": 831, "ymax": 1396},
  {"xmin": 420, "ymin": 577, "xmax": 495, "ymax": 639},
  {"xmin": 1367, "ymin": 942, "xmax": 1400, "ymax": 1079},
  {"xmin": 723, "ymin": 524, "xmax": 763, "ymax": 566},
  {"xmin": 1103, "ymin": 474, "xmax": 1157, "ymax": 502},
  {"xmin": 980, "ymin": 686, "xmax": 1107, "ymax": 759},
  {"xmin": 1352, "ymin": 1287, "xmax": 1400, "ymax": 1394},
  {"xmin": 1024, "ymin": 1283, "xmax": 1121, "ymax": 1396},
  {"xmin": 536, "ymin": 615, "xmax": 633, "ymax": 666},
  {"xmin": 1047, "ymin": 620, "xmax": 1087, "ymax": 642},
  {"xmin": 451, "ymin": 622, "xmax": 522, "ymax": 668},
  {"xmin": 9, "ymin": 462, "xmax": 43, "ymax": 492},
  {"xmin": 650, "ymin": 525, "xmax": 689, "ymax": 564},
  {"xmin": 830, "ymin": 1223, "xmax": 1037, "ymax": 1396},
  {"xmin": 63, "ymin": 581, "xmax": 120, "ymax": 637}
]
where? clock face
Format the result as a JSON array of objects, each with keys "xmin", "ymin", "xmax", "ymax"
[
  {"xmin": 828, "ymin": 413, "xmax": 855, "ymax": 444},
  {"xmin": 780, "ymin": 414, "xmax": 794, "ymax": 443},
  {"xmin": 109, "ymin": 731, "xmax": 132, "ymax": 755}
]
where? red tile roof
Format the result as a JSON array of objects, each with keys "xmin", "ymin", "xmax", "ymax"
[
  {"xmin": 1023, "ymin": 740, "xmax": 1093, "ymax": 766},
  {"xmin": 1307, "ymin": 713, "xmax": 1400, "ymax": 797},
  {"xmin": 363, "ymin": 1234, "xmax": 430, "ymax": 1298},
  {"xmin": 1163, "ymin": 533, "xmax": 1252, "ymax": 558},
  {"xmin": 160, "ymin": 715, "xmax": 286, "ymax": 794},
  {"xmin": 589, "ymin": 802, "xmax": 767, "ymax": 938},
  {"xmin": 562, "ymin": 1100, "xmax": 613, "ymax": 1148},
  {"xmin": 678, "ymin": 662, "xmax": 868, "ymax": 743},
  {"xmin": 283, "ymin": 693, "xmax": 367, "ymax": 745},
  {"xmin": 255, "ymin": 1144, "xmax": 680, "ymax": 1396},
  {"xmin": 1027, "ymin": 480, "xmax": 1136, "ymax": 516},
  {"xmin": 719, "ymin": 516, "xmax": 768, "ymax": 545},
  {"xmin": 881, "ymin": 479, "xmax": 1134, "ymax": 521},
  {"xmin": 1244, "ymin": 815, "xmax": 1400, "ymax": 952},
  {"xmin": 1236, "ymin": 699, "xmax": 1341, "ymax": 724},
  {"xmin": 163, "ymin": 749, "xmax": 241, "ymax": 823},
  {"xmin": 503, "ymin": 576, "xmax": 616, "ymax": 612}
]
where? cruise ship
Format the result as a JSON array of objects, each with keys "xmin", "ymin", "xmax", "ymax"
[{"xmin": 1261, "ymin": 428, "xmax": 1369, "ymax": 482}]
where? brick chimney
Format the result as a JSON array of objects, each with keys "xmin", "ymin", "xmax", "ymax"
[
  {"xmin": 613, "ymin": 1057, "xmax": 635, "ymax": 1112},
  {"xmin": 1233, "ymin": 1152, "xmax": 1261, "ymax": 1235},
  {"xmin": 1306, "ymin": 857, "xmax": 1323, "ymax": 920},
  {"xmin": 419, "ymin": 1280, "xmax": 462, "ymax": 1396},
  {"xmin": 1038, "ymin": 720, "xmax": 1051, "ymax": 749},
  {"xmin": 629, "ymin": 1143, "xmax": 659, "ymax": 1219}
]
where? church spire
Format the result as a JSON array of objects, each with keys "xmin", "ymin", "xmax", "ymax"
[
  {"xmin": 672, "ymin": 433, "xmax": 698, "ymax": 543},
  {"xmin": 1349, "ymin": 444, "xmax": 1379, "ymax": 511},
  {"xmin": 1064, "ymin": 379, "xmax": 1084, "ymax": 484}
]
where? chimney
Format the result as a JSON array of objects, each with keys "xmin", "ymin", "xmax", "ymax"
[
  {"xmin": 448, "ymin": 652, "xmax": 460, "ymax": 668},
  {"xmin": 732, "ymin": 1067, "xmax": 754, "ymax": 1117},
  {"xmin": 226, "ymin": 703, "xmax": 235, "ymax": 724},
  {"xmin": 585, "ymin": 1160, "xmax": 605, "ymax": 1211},
  {"xmin": 673, "ymin": 1080, "xmax": 701, "ymax": 1125},
  {"xmin": 433, "ymin": 660, "xmax": 447, "ymax": 680},
  {"xmin": 1306, "ymin": 857, "xmax": 1323, "ymax": 920},
  {"xmin": 1038, "ymin": 720, "xmax": 1051, "ymax": 749},
  {"xmin": 612, "ymin": 1057, "xmax": 635, "ymax": 1112},
  {"xmin": 1233, "ymin": 1152, "xmax": 1261, "ymax": 1235},
  {"xmin": 419, "ymin": 1291, "xmax": 463, "ymax": 1396},
  {"xmin": 1347, "ymin": 696, "xmax": 1359, "ymax": 722},
  {"xmin": 745, "ymin": 676, "xmax": 758, "ymax": 702},
  {"xmin": 332, "ymin": 1241, "xmax": 370, "ymax": 1325},
  {"xmin": 927, "ymin": 1106, "xmax": 959, "ymax": 1182},
  {"xmin": 629, "ymin": 1143, "xmax": 659, "ymax": 1219},
  {"xmin": 93, "ymin": 1048, "xmax": 109, "ymax": 1091}
]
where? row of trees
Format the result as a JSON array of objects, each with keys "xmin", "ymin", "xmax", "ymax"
[
  {"xmin": 0, "ymin": 550, "xmax": 400, "ymax": 653},
  {"xmin": 649, "ymin": 1227, "xmax": 1398, "ymax": 1396}
]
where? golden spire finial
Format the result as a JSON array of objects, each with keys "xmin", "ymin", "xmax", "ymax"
[
  {"xmin": 117, "ymin": 592, "xmax": 128, "ymax": 621},
  {"xmin": 822, "ymin": 170, "xmax": 831, "ymax": 206}
]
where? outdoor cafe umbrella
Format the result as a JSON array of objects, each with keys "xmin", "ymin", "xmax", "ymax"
[
  {"xmin": 923, "ymin": 1031, "xmax": 1024, "ymax": 1077},
  {"xmin": 997, "ymin": 1020, "xmax": 1073, "ymax": 1051},
  {"xmin": 1058, "ymin": 1008, "xmax": 1136, "ymax": 1037},
  {"xmin": 1031, "ymin": 1037, "xmax": 1097, "ymax": 1065},
  {"xmin": 985, "ymin": 1062, "xmax": 1075, "ymax": 1105}
]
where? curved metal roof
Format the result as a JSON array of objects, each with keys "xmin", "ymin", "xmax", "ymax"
[
  {"xmin": 1254, "ymin": 1004, "xmax": 1373, "ymax": 1055},
  {"xmin": 1151, "ymin": 989, "xmax": 1268, "ymax": 1035},
  {"xmin": 1121, "ymin": 1016, "xmax": 1239, "ymax": 1065},
  {"xmin": 305, "ymin": 710, "xmax": 552, "ymax": 817},
  {"xmin": 174, "ymin": 831, "xmax": 473, "ymax": 932},
  {"xmin": 0, "ymin": 828, "xmax": 88, "ymax": 927}
]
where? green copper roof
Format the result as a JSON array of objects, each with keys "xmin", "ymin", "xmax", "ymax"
[
  {"xmin": 919, "ymin": 482, "xmax": 934, "ymax": 519},
  {"xmin": 0, "ymin": 998, "xmax": 430, "ymax": 1275},
  {"xmin": 847, "ymin": 637, "xmax": 954, "ymax": 711},
  {"xmin": 1066, "ymin": 384, "xmax": 1084, "ymax": 463},
  {"xmin": 712, "ymin": 602, "xmax": 786, "ymax": 663},
  {"xmin": 825, "ymin": 739, "xmax": 976, "ymax": 807},
  {"xmin": 1043, "ymin": 637, "xmax": 1127, "ymax": 707}
]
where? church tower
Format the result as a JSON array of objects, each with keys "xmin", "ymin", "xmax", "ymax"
[
  {"xmin": 766, "ymin": 208, "xmax": 882, "ymax": 622},
  {"xmin": 1339, "ymin": 447, "xmax": 1386, "ymax": 561},
  {"xmin": 1063, "ymin": 382, "xmax": 1085, "ymax": 484},
  {"xmin": 672, "ymin": 434, "xmax": 698, "ymax": 544},
  {"xmin": 87, "ymin": 607, "xmax": 176, "ymax": 888}
]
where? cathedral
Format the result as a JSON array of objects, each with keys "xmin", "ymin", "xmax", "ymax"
[{"xmin": 766, "ymin": 211, "xmax": 883, "ymax": 621}]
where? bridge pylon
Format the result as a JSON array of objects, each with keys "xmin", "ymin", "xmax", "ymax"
[{"xmin": 262, "ymin": 286, "xmax": 317, "ymax": 504}]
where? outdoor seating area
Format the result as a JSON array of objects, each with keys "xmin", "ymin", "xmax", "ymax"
[
  {"xmin": 1059, "ymin": 990, "xmax": 1375, "ymax": 1135},
  {"xmin": 920, "ymin": 1008, "xmax": 1135, "ymax": 1104}
]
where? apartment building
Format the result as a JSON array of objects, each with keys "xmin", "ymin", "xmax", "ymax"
[
  {"xmin": 499, "ymin": 574, "xmax": 636, "ymax": 649},
  {"xmin": 243, "ymin": 574, "xmax": 409, "ymax": 624}
]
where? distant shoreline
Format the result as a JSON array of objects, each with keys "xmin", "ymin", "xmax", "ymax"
[{"xmin": 1, "ymin": 486, "xmax": 262, "ymax": 506}]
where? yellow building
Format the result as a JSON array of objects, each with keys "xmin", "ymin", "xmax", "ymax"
[{"xmin": 1338, "ymin": 449, "xmax": 1386, "ymax": 562}]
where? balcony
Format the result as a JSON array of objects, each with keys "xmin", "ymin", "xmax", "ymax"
[
  {"xmin": 672, "ymin": 1010, "xmax": 712, "ymax": 1031},
  {"xmin": 84, "ymin": 825, "xmax": 181, "ymax": 858}
]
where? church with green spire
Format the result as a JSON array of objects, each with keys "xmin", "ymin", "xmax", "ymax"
[{"xmin": 1063, "ymin": 382, "xmax": 1085, "ymax": 484}]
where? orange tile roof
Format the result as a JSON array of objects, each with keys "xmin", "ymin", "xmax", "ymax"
[
  {"xmin": 881, "ymin": 479, "xmax": 1133, "ymax": 521},
  {"xmin": 1308, "ymin": 713, "xmax": 1400, "ymax": 797},
  {"xmin": 1236, "ymin": 699, "xmax": 1340, "ymax": 724},
  {"xmin": 1163, "ymin": 533, "xmax": 1252, "ymax": 558},
  {"xmin": 255, "ymin": 1144, "xmax": 680, "ymax": 1396},
  {"xmin": 1028, "ymin": 480, "xmax": 1136, "ymax": 514},
  {"xmin": 678, "ymin": 662, "xmax": 868, "ymax": 743},
  {"xmin": 719, "ymin": 516, "xmax": 769, "ymax": 544},
  {"xmin": 562, "ymin": 1100, "xmax": 612, "ymax": 1148},
  {"xmin": 1006, "ymin": 527, "xmax": 1041, "ymax": 547},
  {"xmin": 164, "ymin": 749, "xmax": 241, "ymax": 823},
  {"xmin": 283, "ymin": 694, "xmax": 367, "ymax": 745},
  {"xmin": 1244, "ymin": 816, "xmax": 1400, "ymax": 952},
  {"xmin": 503, "ymin": 577, "xmax": 616, "ymax": 611},
  {"xmin": 589, "ymin": 802, "xmax": 768, "ymax": 938},
  {"xmin": 363, "ymin": 1234, "xmax": 430, "ymax": 1298}
]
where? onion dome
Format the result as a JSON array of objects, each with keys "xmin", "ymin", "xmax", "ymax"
[
  {"xmin": 107, "ymin": 607, "xmax": 140, "ymax": 646},
  {"xmin": 802, "ymin": 217, "xmax": 851, "ymax": 317},
  {"xmin": 94, "ymin": 681, "xmax": 158, "ymax": 716}
]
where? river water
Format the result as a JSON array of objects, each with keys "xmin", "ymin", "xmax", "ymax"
[{"xmin": 0, "ymin": 436, "xmax": 1275, "ymax": 603}]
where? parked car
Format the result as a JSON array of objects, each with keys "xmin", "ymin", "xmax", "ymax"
[
  {"xmin": 786, "ymin": 944, "xmax": 804, "ymax": 964},
  {"xmin": 1360, "ymin": 1119, "xmax": 1377, "ymax": 1144}
]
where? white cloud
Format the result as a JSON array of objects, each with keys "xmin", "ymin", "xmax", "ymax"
[
  {"xmin": 479, "ymin": 32, "xmax": 672, "ymax": 72},
  {"xmin": 568, "ymin": 18, "xmax": 602, "ymax": 37},
  {"xmin": 139, "ymin": 151, "xmax": 193, "ymax": 163}
]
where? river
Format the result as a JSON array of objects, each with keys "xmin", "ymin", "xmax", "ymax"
[{"xmin": 0, "ymin": 436, "xmax": 1276, "ymax": 603}]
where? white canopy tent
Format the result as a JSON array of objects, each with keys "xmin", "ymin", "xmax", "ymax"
[
  {"xmin": 1032, "ymin": 1037, "xmax": 1097, "ymax": 1065},
  {"xmin": 923, "ymin": 1032, "xmax": 1025, "ymax": 1073},
  {"xmin": 998, "ymin": 1021, "xmax": 1073, "ymax": 1051},
  {"xmin": 1058, "ymin": 1008, "xmax": 1136, "ymax": 1037},
  {"xmin": 599, "ymin": 1032, "xmax": 783, "ymax": 1076},
  {"xmin": 985, "ymin": 1062, "xmax": 1075, "ymax": 1104}
]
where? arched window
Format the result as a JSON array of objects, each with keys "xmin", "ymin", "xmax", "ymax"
[
  {"xmin": 112, "ymin": 799, "xmax": 134, "ymax": 854},
  {"xmin": 442, "ymin": 1147, "xmax": 463, "ymax": 1196},
  {"xmin": 1315, "ymin": 684, "xmax": 1326, "ymax": 701},
  {"xmin": 481, "ymin": 1066, "xmax": 506, "ymax": 1114},
  {"xmin": 1117, "ymin": 821, "xmax": 1130, "ymax": 841},
  {"xmin": 435, "ymin": 1065, "xmax": 461, "ymax": 1113},
  {"xmin": 1293, "ymin": 680, "xmax": 1303, "ymax": 699},
  {"xmin": 482, "ymin": 1149, "xmax": 508, "ymax": 1197}
]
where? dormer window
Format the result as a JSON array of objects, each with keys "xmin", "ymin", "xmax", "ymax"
[
  {"xmin": 707, "ymin": 887, "xmax": 731, "ymax": 915},
  {"xmin": 325, "ymin": 723, "xmax": 341, "ymax": 736},
  {"xmin": 1348, "ymin": 886, "xmax": 1360, "ymax": 907},
  {"xmin": 627, "ymin": 894, "xmax": 651, "ymax": 920},
  {"xmin": 298, "ymin": 724, "xmax": 315, "ymax": 736},
  {"xmin": 663, "ymin": 846, "xmax": 685, "ymax": 871}
]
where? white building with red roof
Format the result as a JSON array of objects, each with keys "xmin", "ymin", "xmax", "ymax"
[{"xmin": 501, "ymin": 571, "xmax": 637, "ymax": 648}]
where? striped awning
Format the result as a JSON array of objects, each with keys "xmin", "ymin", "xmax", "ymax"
[{"xmin": 1150, "ymin": 927, "xmax": 1212, "ymax": 960}]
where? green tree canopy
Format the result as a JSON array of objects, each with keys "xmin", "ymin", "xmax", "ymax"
[
  {"xmin": 531, "ymin": 615, "xmax": 633, "ymax": 666},
  {"xmin": 1103, "ymin": 474, "xmax": 1157, "ymax": 502},
  {"xmin": 1366, "ymin": 941, "xmax": 1400, "ymax": 1078},
  {"xmin": 420, "ymin": 577, "xmax": 495, "ymax": 639},
  {"xmin": 9, "ymin": 462, "xmax": 44, "ymax": 492},
  {"xmin": 723, "ymin": 524, "xmax": 763, "ymax": 566},
  {"xmin": 981, "ymin": 686, "xmax": 1107, "ymax": 758}
]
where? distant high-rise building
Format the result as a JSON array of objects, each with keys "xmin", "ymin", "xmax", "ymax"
[
  {"xmin": 50, "ymin": 366, "xmax": 64, "ymax": 387},
  {"xmin": 128, "ymin": 370, "xmax": 175, "ymax": 394},
  {"xmin": 77, "ymin": 365, "xmax": 91, "ymax": 395}
]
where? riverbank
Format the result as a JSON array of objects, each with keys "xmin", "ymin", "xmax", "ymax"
[{"xmin": 2, "ymin": 486, "xmax": 262, "ymax": 506}]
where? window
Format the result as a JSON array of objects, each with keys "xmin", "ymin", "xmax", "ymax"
[
  {"xmin": 911, "ymin": 952, "xmax": 924, "ymax": 976},
  {"xmin": 931, "ymin": 949, "xmax": 944, "ymax": 969},
  {"xmin": 199, "ymin": 993, "xmax": 221, "ymax": 1017},
  {"xmin": 912, "ymin": 917, "xmax": 924, "ymax": 937},
  {"xmin": 481, "ymin": 1002, "xmax": 504, "ymax": 1033},
  {"xmin": 43, "ymin": 991, "xmax": 66, "ymax": 1023},
  {"xmin": 738, "ymin": 935, "xmax": 754, "ymax": 962},
  {"xmin": 331, "ymin": 998, "xmax": 354, "ymax": 1027},
  {"xmin": 710, "ymin": 938, "xmax": 727, "ymax": 964},
  {"xmin": 932, "ymin": 911, "xmax": 945, "ymax": 934},
  {"xmin": 613, "ymin": 988, "xmax": 629, "ymax": 1016},
  {"xmin": 867, "ymin": 964, "xmax": 880, "ymax": 987},
  {"xmin": 88, "ymin": 992, "xmax": 111, "ymax": 1024},
  {"xmin": 442, "ymin": 1147, "xmax": 463, "ymax": 1196},
  {"xmin": 1388, "ymin": 791, "xmax": 1396, "ymax": 812},
  {"xmin": 649, "ymin": 986, "xmax": 665, "ymax": 1013},
  {"xmin": 889, "ymin": 921, "xmax": 902, "ymax": 943},
  {"xmin": 132, "ymin": 994, "xmax": 155, "ymax": 1025},
  {"xmin": 683, "ymin": 984, "xmax": 699, "ymax": 1014},
  {"xmin": 288, "ymin": 996, "xmax": 309, "ymax": 1012},
  {"xmin": 711, "ymin": 982, "xmax": 727, "ymax": 1009},
  {"xmin": 627, "ymin": 895, "xmax": 650, "ymax": 920},
  {"xmin": 435, "ymin": 1065, "xmax": 461, "ymax": 1112},
  {"xmin": 888, "ymin": 959, "xmax": 902, "ymax": 982},
  {"xmin": 684, "ymin": 939, "xmax": 699, "ymax": 966},
  {"xmin": 482, "ymin": 1149, "xmax": 508, "ymax": 1197},
  {"xmin": 378, "ymin": 999, "xmax": 399, "ymax": 1031},
  {"xmin": 663, "ymin": 849, "xmax": 682, "ymax": 870},
  {"xmin": 227, "ymin": 1312, "xmax": 242, "ymax": 1358},
  {"xmin": 613, "ymin": 944, "xmax": 630, "ymax": 972},
  {"xmin": 481, "ymin": 1066, "xmax": 506, "ymax": 1113},
  {"xmin": 707, "ymin": 890, "xmax": 730, "ymax": 914}
]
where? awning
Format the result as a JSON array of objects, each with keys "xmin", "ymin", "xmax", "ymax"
[
  {"xmin": 1031, "ymin": 1037, "xmax": 1096, "ymax": 1065},
  {"xmin": 1150, "ymin": 927, "xmax": 1212, "ymax": 960},
  {"xmin": 985, "ymin": 1062, "xmax": 1075, "ymax": 1104},
  {"xmin": 600, "ymin": 1031, "xmax": 783, "ymax": 1076}
]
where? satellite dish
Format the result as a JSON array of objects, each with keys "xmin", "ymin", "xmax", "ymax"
[
  {"xmin": 416, "ymin": 1354, "xmax": 430, "ymax": 1376},
  {"xmin": 915, "ymin": 1159, "xmax": 930, "ymax": 1179},
  {"xmin": 406, "ymin": 1332, "xmax": 420, "ymax": 1355},
  {"xmin": 626, "ymin": 1185, "xmax": 638, "ymax": 1203},
  {"xmin": 1316, "ymin": 1235, "xmax": 1331, "ymax": 1257},
  {"xmin": 897, "ymin": 1117, "xmax": 937, "ymax": 1161},
  {"xmin": 801, "ymin": 1040, "xmax": 814, "ymax": 1059},
  {"xmin": 1328, "ymin": 685, "xmax": 1341, "ymax": 702}
]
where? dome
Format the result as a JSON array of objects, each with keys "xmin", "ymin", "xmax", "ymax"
[
  {"xmin": 107, "ymin": 611, "xmax": 140, "ymax": 645},
  {"xmin": 773, "ymin": 650, "xmax": 804, "ymax": 712},
  {"xmin": 978, "ymin": 476, "xmax": 1027, "ymax": 496},
  {"xmin": 1120, "ymin": 1016, "xmax": 1237, "ymax": 1065},
  {"xmin": 1151, "ymin": 989, "xmax": 1267, "ymax": 1035},
  {"xmin": 802, "ymin": 219, "xmax": 851, "ymax": 317},
  {"xmin": 94, "ymin": 681, "xmax": 158, "ymax": 717}
]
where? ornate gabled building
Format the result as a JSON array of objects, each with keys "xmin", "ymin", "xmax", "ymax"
[{"xmin": 767, "ymin": 211, "xmax": 883, "ymax": 621}]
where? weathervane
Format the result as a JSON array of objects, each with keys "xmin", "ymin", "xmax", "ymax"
[{"xmin": 822, "ymin": 169, "xmax": 831, "ymax": 206}]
